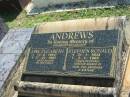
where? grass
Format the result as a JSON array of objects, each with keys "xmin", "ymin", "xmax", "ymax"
[{"xmin": 0, "ymin": 6, "xmax": 130, "ymax": 28}]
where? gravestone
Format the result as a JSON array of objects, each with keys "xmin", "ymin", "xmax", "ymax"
[
  {"xmin": 25, "ymin": 0, "xmax": 130, "ymax": 15},
  {"xmin": 17, "ymin": 17, "xmax": 129, "ymax": 97},
  {"xmin": 24, "ymin": 30, "xmax": 118, "ymax": 85}
]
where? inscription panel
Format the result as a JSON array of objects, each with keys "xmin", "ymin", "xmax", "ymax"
[{"xmin": 25, "ymin": 30, "xmax": 119, "ymax": 78}]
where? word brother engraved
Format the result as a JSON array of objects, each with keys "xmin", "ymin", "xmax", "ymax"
[{"xmin": 22, "ymin": 17, "xmax": 127, "ymax": 88}]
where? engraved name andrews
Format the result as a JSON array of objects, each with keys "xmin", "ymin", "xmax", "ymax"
[{"xmin": 25, "ymin": 29, "xmax": 119, "ymax": 78}]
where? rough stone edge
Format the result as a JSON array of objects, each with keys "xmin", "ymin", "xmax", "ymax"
[
  {"xmin": 119, "ymin": 46, "xmax": 130, "ymax": 97},
  {"xmin": 35, "ymin": 16, "xmax": 126, "ymax": 33},
  {"xmin": 124, "ymin": 17, "xmax": 130, "ymax": 45},
  {"xmin": 17, "ymin": 81, "xmax": 116, "ymax": 97},
  {"xmin": 0, "ymin": 47, "xmax": 28, "ymax": 97},
  {"xmin": 119, "ymin": 18, "xmax": 130, "ymax": 96}
]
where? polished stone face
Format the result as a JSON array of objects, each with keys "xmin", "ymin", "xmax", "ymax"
[{"xmin": 25, "ymin": 29, "xmax": 120, "ymax": 78}]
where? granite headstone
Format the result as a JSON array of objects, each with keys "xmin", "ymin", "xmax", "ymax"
[
  {"xmin": 21, "ymin": 17, "xmax": 127, "ymax": 88},
  {"xmin": 16, "ymin": 17, "xmax": 129, "ymax": 97},
  {"xmin": 26, "ymin": 30, "xmax": 118, "ymax": 78}
]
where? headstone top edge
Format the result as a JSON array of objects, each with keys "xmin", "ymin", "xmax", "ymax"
[{"xmin": 32, "ymin": 29, "xmax": 119, "ymax": 35}]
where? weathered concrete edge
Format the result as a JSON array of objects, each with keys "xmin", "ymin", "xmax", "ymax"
[
  {"xmin": 120, "ymin": 47, "xmax": 130, "ymax": 97},
  {"xmin": 17, "ymin": 81, "xmax": 116, "ymax": 97},
  {"xmin": 35, "ymin": 16, "xmax": 126, "ymax": 33},
  {"xmin": 124, "ymin": 17, "xmax": 130, "ymax": 45}
]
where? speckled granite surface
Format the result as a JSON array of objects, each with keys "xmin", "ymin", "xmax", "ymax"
[{"xmin": 0, "ymin": 28, "xmax": 33, "ymax": 96}]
